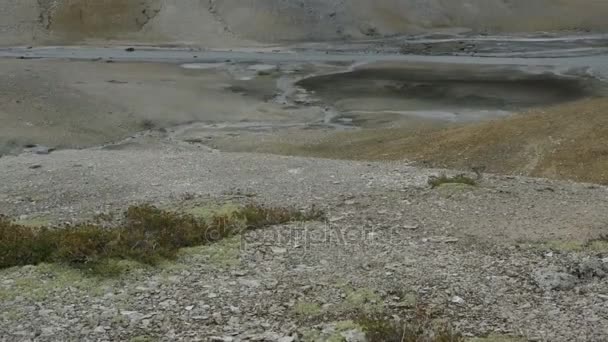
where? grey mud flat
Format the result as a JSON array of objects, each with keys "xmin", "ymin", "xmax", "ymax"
[{"xmin": 1, "ymin": 39, "xmax": 607, "ymax": 155}]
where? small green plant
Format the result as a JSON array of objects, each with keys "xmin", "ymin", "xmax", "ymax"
[
  {"xmin": 339, "ymin": 288, "xmax": 384, "ymax": 314},
  {"xmin": 294, "ymin": 301, "xmax": 323, "ymax": 317},
  {"xmin": 428, "ymin": 174, "xmax": 477, "ymax": 189},
  {"xmin": 544, "ymin": 235, "xmax": 608, "ymax": 253},
  {"xmin": 585, "ymin": 234, "xmax": 608, "ymax": 249},
  {"xmin": 356, "ymin": 308, "xmax": 463, "ymax": 342},
  {"xmin": 0, "ymin": 204, "xmax": 322, "ymax": 273}
]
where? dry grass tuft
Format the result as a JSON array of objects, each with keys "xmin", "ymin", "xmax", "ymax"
[
  {"xmin": 428, "ymin": 174, "xmax": 477, "ymax": 189},
  {"xmin": 357, "ymin": 310, "xmax": 463, "ymax": 342}
]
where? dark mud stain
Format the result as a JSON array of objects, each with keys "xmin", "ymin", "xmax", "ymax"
[{"xmin": 296, "ymin": 64, "xmax": 599, "ymax": 113}]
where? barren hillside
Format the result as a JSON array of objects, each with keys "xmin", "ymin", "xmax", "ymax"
[{"xmin": 2, "ymin": 0, "xmax": 608, "ymax": 46}]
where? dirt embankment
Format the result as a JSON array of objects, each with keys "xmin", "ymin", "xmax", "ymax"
[
  {"xmin": 2, "ymin": 0, "xmax": 608, "ymax": 46},
  {"xmin": 406, "ymin": 98, "xmax": 608, "ymax": 184},
  {"xmin": 270, "ymin": 98, "xmax": 608, "ymax": 185}
]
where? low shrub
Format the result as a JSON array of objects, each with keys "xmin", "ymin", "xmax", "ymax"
[
  {"xmin": 357, "ymin": 310, "xmax": 463, "ymax": 342},
  {"xmin": 0, "ymin": 204, "xmax": 321, "ymax": 271},
  {"xmin": 428, "ymin": 174, "xmax": 477, "ymax": 188}
]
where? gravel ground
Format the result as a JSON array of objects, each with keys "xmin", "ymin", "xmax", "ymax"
[{"xmin": 1, "ymin": 147, "xmax": 608, "ymax": 341}]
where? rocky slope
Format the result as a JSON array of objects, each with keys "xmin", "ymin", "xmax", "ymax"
[{"xmin": 1, "ymin": 148, "xmax": 608, "ymax": 341}]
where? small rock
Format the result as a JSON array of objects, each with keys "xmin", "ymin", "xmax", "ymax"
[
  {"xmin": 429, "ymin": 236, "xmax": 459, "ymax": 243},
  {"xmin": 228, "ymin": 316, "xmax": 240, "ymax": 326},
  {"xmin": 40, "ymin": 327, "xmax": 55, "ymax": 336},
  {"xmin": 160, "ymin": 299, "xmax": 177, "ymax": 308},
  {"xmin": 533, "ymin": 268, "xmax": 577, "ymax": 291},
  {"xmin": 93, "ymin": 326, "xmax": 106, "ymax": 333},
  {"xmin": 121, "ymin": 311, "xmax": 144, "ymax": 322},
  {"xmin": 265, "ymin": 279, "xmax": 279, "ymax": 289},
  {"xmin": 341, "ymin": 329, "xmax": 366, "ymax": 342},
  {"xmin": 30, "ymin": 145, "xmax": 53, "ymax": 155},
  {"xmin": 261, "ymin": 332, "xmax": 281, "ymax": 341},
  {"xmin": 210, "ymin": 336, "xmax": 234, "ymax": 342},
  {"xmin": 271, "ymin": 247, "xmax": 287, "ymax": 255},
  {"xmin": 212, "ymin": 312, "xmax": 223, "ymax": 324},
  {"xmin": 238, "ymin": 279, "xmax": 261, "ymax": 288},
  {"xmin": 450, "ymin": 296, "xmax": 465, "ymax": 304},
  {"xmin": 575, "ymin": 259, "xmax": 608, "ymax": 279},
  {"xmin": 278, "ymin": 336, "xmax": 296, "ymax": 342}
]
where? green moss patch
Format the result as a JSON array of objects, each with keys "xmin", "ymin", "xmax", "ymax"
[
  {"xmin": 294, "ymin": 301, "xmax": 323, "ymax": 317},
  {"xmin": 338, "ymin": 288, "xmax": 384, "ymax": 315}
]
